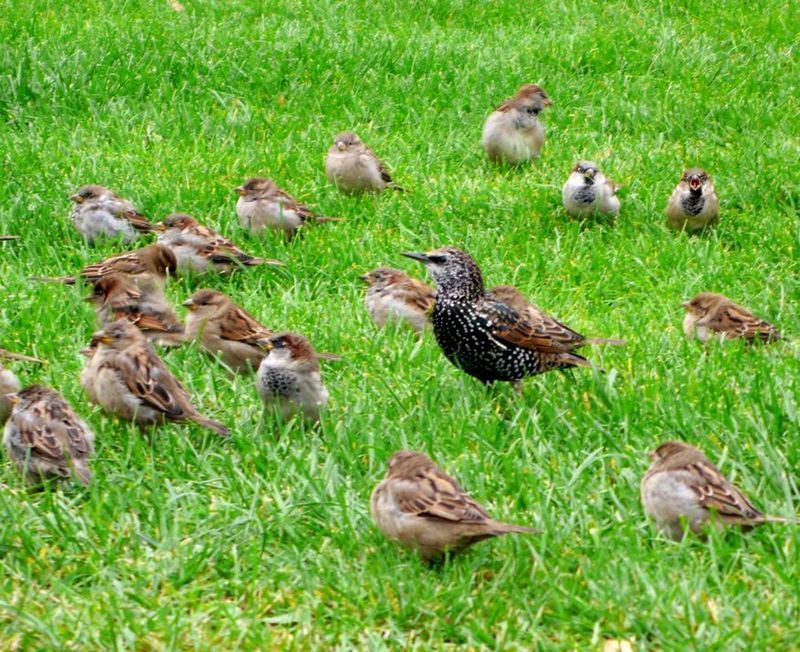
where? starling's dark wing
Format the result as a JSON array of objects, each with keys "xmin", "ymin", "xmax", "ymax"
[
  {"xmin": 481, "ymin": 296, "xmax": 578, "ymax": 354},
  {"xmin": 393, "ymin": 466, "xmax": 491, "ymax": 524},
  {"xmin": 705, "ymin": 303, "xmax": 780, "ymax": 343}
]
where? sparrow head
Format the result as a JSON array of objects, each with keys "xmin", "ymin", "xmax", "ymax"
[
  {"xmin": 235, "ymin": 177, "xmax": 275, "ymax": 198},
  {"xmin": 680, "ymin": 168, "xmax": 711, "ymax": 193},
  {"xmin": 648, "ymin": 440, "xmax": 704, "ymax": 469},
  {"xmin": 360, "ymin": 267, "xmax": 406, "ymax": 288},
  {"xmin": 332, "ymin": 132, "xmax": 362, "ymax": 152},
  {"xmin": 402, "ymin": 247, "xmax": 484, "ymax": 297},
  {"xmin": 138, "ymin": 244, "xmax": 178, "ymax": 277},
  {"xmin": 6, "ymin": 383, "xmax": 53, "ymax": 412},
  {"xmin": 91, "ymin": 319, "xmax": 144, "ymax": 350},
  {"xmin": 260, "ymin": 332, "xmax": 319, "ymax": 369},
  {"xmin": 85, "ymin": 273, "xmax": 130, "ymax": 304},
  {"xmin": 573, "ymin": 160, "xmax": 598, "ymax": 182},
  {"xmin": 386, "ymin": 449, "xmax": 432, "ymax": 477},
  {"xmin": 182, "ymin": 289, "xmax": 229, "ymax": 316},
  {"xmin": 682, "ymin": 292, "xmax": 726, "ymax": 317},
  {"xmin": 155, "ymin": 213, "xmax": 199, "ymax": 232},
  {"xmin": 70, "ymin": 184, "xmax": 111, "ymax": 204},
  {"xmin": 500, "ymin": 84, "xmax": 552, "ymax": 115}
]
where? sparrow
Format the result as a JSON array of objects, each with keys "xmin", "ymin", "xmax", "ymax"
[
  {"xmin": 666, "ymin": 169, "xmax": 719, "ymax": 233},
  {"xmin": 69, "ymin": 184, "xmax": 153, "ymax": 243},
  {"xmin": 481, "ymin": 84, "xmax": 552, "ymax": 164},
  {"xmin": 3, "ymin": 384, "xmax": 95, "ymax": 485},
  {"xmin": 682, "ymin": 293, "xmax": 780, "ymax": 344},
  {"xmin": 370, "ymin": 450, "xmax": 536, "ymax": 560},
  {"xmin": 154, "ymin": 213, "xmax": 283, "ymax": 274},
  {"xmin": 641, "ymin": 440, "xmax": 795, "ymax": 540},
  {"xmin": 234, "ymin": 177, "xmax": 340, "ymax": 240},
  {"xmin": 256, "ymin": 332, "xmax": 329, "ymax": 423},
  {"xmin": 325, "ymin": 132, "xmax": 404, "ymax": 194},
  {"xmin": 0, "ymin": 362, "xmax": 21, "ymax": 424},
  {"xmin": 360, "ymin": 267, "xmax": 436, "ymax": 332},
  {"xmin": 562, "ymin": 161, "xmax": 620, "ymax": 217},
  {"xmin": 80, "ymin": 319, "xmax": 229, "ymax": 436},
  {"xmin": 86, "ymin": 273, "xmax": 185, "ymax": 346}
]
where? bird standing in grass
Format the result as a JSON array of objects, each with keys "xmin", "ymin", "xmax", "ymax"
[
  {"xmin": 325, "ymin": 132, "xmax": 404, "ymax": 194},
  {"xmin": 562, "ymin": 161, "xmax": 620, "ymax": 217},
  {"xmin": 360, "ymin": 267, "xmax": 436, "ymax": 332},
  {"xmin": 481, "ymin": 84, "xmax": 552, "ymax": 164},
  {"xmin": 682, "ymin": 293, "xmax": 780, "ymax": 344},
  {"xmin": 69, "ymin": 184, "xmax": 153, "ymax": 243},
  {"xmin": 666, "ymin": 169, "xmax": 719, "ymax": 233}
]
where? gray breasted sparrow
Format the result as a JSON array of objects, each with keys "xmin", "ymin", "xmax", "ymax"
[
  {"xmin": 562, "ymin": 161, "xmax": 620, "ymax": 217},
  {"xmin": 69, "ymin": 184, "xmax": 153, "ymax": 243},
  {"xmin": 666, "ymin": 169, "xmax": 719, "ymax": 233},
  {"xmin": 325, "ymin": 132, "xmax": 404, "ymax": 194}
]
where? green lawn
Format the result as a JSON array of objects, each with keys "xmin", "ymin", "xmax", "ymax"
[{"xmin": 1, "ymin": 0, "xmax": 799, "ymax": 648}]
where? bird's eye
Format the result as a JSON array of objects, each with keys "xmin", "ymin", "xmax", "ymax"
[{"xmin": 428, "ymin": 255, "xmax": 447, "ymax": 264}]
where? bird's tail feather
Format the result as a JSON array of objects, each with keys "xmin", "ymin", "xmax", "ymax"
[
  {"xmin": 493, "ymin": 521, "xmax": 540, "ymax": 535},
  {"xmin": 194, "ymin": 416, "xmax": 230, "ymax": 437},
  {"xmin": 583, "ymin": 337, "xmax": 625, "ymax": 346},
  {"xmin": 315, "ymin": 216, "xmax": 343, "ymax": 224},
  {"xmin": 29, "ymin": 275, "xmax": 76, "ymax": 284}
]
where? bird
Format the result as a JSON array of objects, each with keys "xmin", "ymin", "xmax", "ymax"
[
  {"xmin": 481, "ymin": 84, "xmax": 552, "ymax": 164},
  {"xmin": 154, "ymin": 213, "xmax": 283, "ymax": 274},
  {"xmin": 0, "ymin": 362, "xmax": 21, "ymax": 424},
  {"xmin": 562, "ymin": 161, "xmax": 620, "ymax": 217},
  {"xmin": 325, "ymin": 132, "xmax": 404, "ymax": 194},
  {"xmin": 682, "ymin": 293, "xmax": 780, "ymax": 344},
  {"xmin": 641, "ymin": 440, "xmax": 796, "ymax": 540},
  {"xmin": 256, "ymin": 332, "xmax": 329, "ymax": 423},
  {"xmin": 402, "ymin": 248, "xmax": 620, "ymax": 389},
  {"xmin": 86, "ymin": 273, "xmax": 185, "ymax": 346},
  {"xmin": 370, "ymin": 450, "xmax": 536, "ymax": 560},
  {"xmin": 666, "ymin": 168, "xmax": 719, "ymax": 233},
  {"xmin": 3, "ymin": 384, "xmax": 95, "ymax": 485},
  {"xmin": 69, "ymin": 184, "xmax": 153, "ymax": 243},
  {"xmin": 80, "ymin": 319, "xmax": 229, "ymax": 436},
  {"xmin": 234, "ymin": 177, "xmax": 340, "ymax": 240},
  {"xmin": 0, "ymin": 235, "xmax": 19, "ymax": 241},
  {"xmin": 360, "ymin": 267, "xmax": 436, "ymax": 332}
]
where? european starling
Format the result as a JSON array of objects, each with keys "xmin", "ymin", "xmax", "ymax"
[
  {"xmin": 682, "ymin": 292, "xmax": 780, "ymax": 343},
  {"xmin": 666, "ymin": 169, "xmax": 719, "ymax": 233}
]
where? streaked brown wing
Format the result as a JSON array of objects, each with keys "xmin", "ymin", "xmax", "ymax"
[
  {"xmin": 219, "ymin": 305, "xmax": 272, "ymax": 344},
  {"xmin": 394, "ymin": 469, "xmax": 491, "ymax": 524},
  {"xmin": 685, "ymin": 460, "xmax": 763, "ymax": 521},
  {"xmin": 707, "ymin": 304, "xmax": 779, "ymax": 342},
  {"xmin": 124, "ymin": 210, "xmax": 154, "ymax": 233}
]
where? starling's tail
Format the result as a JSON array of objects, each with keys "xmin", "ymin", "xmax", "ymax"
[{"xmin": 583, "ymin": 337, "xmax": 625, "ymax": 346}]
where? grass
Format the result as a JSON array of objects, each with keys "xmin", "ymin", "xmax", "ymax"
[{"xmin": 0, "ymin": 0, "xmax": 798, "ymax": 647}]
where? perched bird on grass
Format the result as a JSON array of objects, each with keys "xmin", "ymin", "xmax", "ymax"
[
  {"xmin": 0, "ymin": 362, "xmax": 21, "ymax": 423},
  {"xmin": 360, "ymin": 267, "xmax": 436, "ymax": 333},
  {"xmin": 666, "ymin": 169, "xmax": 719, "ymax": 233},
  {"xmin": 682, "ymin": 293, "xmax": 780, "ymax": 344},
  {"xmin": 562, "ymin": 161, "xmax": 620, "ymax": 217},
  {"xmin": 481, "ymin": 84, "xmax": 552, "ymax": 164},
  {"xmin": 80, "ymin": 319, "xmax": 229, "ymax": 436},
  {"xmin": 3, "ymin": 384, "xmax": 95, "ymax": 485},
  {"xmin": 641, "ymin": 440, "xmax": 796, "ymax": 541},
  {"xmin": 69, "ymin": 184, "xmax": 153, "ymax": 244},
  {"xmin": 371, "ymin": 450, "xmax": 536, "ymax": 560},
  {"xmin": 325, "ymin": 132, "xmax": 404, "ymax": 194}
]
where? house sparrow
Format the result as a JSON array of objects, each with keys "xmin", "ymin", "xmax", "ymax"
[
  {"xmin": 370, "ymin": 450, "xmax": 536, "ymax": 560},
  {"xmin": 86, "ymin": 273, "xmax": 185, "ymax": 346},
  {"xmin": 481, "ymin": 84, "xmax": 552, "ymax": 164},
  {"xmin": 0, "ymin": 362, "xmax": 21, "ymax": 423},
  {"xmin": 682, "ymin": 293, "xmax": 780, "ymax": 344},
  {"xmin": 325, "ymin": 132, "xmax": 404, "ymax": 194},
  {"xmin": 666, "ymin": 169, "xmax": 719, "ymax": 233},
  {"xmin": 234, "ymin": 177, "xmax": 340, "ymax": 240},
  {"xmin": 360, "ymin": 267, "xmax": 436, "ymax": 332},
  {"xmin": 562, "ymin": 161, "xmax": 620, "ymax": 217},
  {"xmin": 641, "ymin": 440, "xmax": 795, "ymax": 540},
  {"xmin": 154, "ymin": 213, "xmax": 283, "ymax": 274},
  {"xmin": 69, "ymin": 184, "xmax": 153, "ymax": 243},
  {"xmin": 80, "ymin": 319, "xmax": 229, "ymax": 436},
  {"xmin": 3, "ymin": 384, "xmax": 95, "ymax": 485},
  {"xmin": 256, "ymin": 332, "xmax": 329, "ymax": 423}
]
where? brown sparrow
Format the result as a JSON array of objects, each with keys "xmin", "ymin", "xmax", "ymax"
[
  {"xmin": 562, "ymin": 161, "xmax": 620, "ymax": 217},
  {"xmin": 3, "ymin": 384, "xmax": 95, "ymax": 485},
  {"xmin": 69, "ymin": 184, "xmax": 153, "ymax": 243},
  {"xmin": 666, "ymin": 169, "xmax": 719, "ymax": 233},
  {"xmin": 682, "ymin": 293, "xmax": 780, "ymax": 344},
  {"xmin": 360, "ymin": 267, "xmax": 435, "ymax": 332},
  {"xmin": 641, "ymin": 440, "xmax": 795, "ymax": 540},
  {"xmin": 0, "ymin": 362, "xmax": 21, "ymax": 423},
  {"xmin": 371, "ymin": 450, "xmax": 536, "ymax": 560},
  {"xmin": 481, "ymin": 84, "xmax": 552, "ymax": 164},
  {"xmin": 80, "ymin": 319, "xmax": 229, "ymax": 436},
  {"xmin": 154, "ymin": 213, "xmax": 283, "ymax": 274},
  {"xmin": 234, "ymin": 177, "xmax": 340, "ymax": 240},
  {"xmin": 325, "ymin": 132, "xmax": 404, "ymax": 194}
]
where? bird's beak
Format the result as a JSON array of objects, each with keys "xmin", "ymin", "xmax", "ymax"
[
  {"xmin": 4, "ymin": 393, "xmax": 20, "ymax": 406},
  {"xmin": 182, "ymin": 299, "xmax": 197, "ymax": 310},
  {"xmin": 70, "ymin": 194, "xmax": 83, "ymax": 203},
  {"xmin": 689, "ymin": 177, "xmax": 701, "ymax": 190},
  {"xmin": 584, "ymin": 169, "xmax": 596, "ymax": 180},
  {"xmin": 257, "ymin": 338, "xmax": 273, "ymax": 351},
  {"xmin": 336, "ymin": 142, "xmax": 347, "ymax": 151},
  {"xmin": 91, "ymin": 332, "xmax": 113, "ymax": 345},
  {"xmin": 401, "ymin": 252, "xmax": 430, "ymax": 263},
  {"xmin": 359, "ymin": 273, "xmax": 371, "ymax": 283},
  {"xmin": 681, "ymin": 301, "xmax": 690, "ymax": 309},
  {"xmin": 233, "ymin": 186, "xmax": 245, "ymax": 195},
  {"xmin": 153, "ymin": 223, "xmax": 166, "ymax": 232}
]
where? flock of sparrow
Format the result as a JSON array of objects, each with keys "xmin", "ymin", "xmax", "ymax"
[{"xmin": 0, "ymin": 83, "xmax": 793, "ymax": 561}]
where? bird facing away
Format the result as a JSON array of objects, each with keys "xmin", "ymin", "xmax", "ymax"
[
  {"xmin": 641, "ymin": 440, "xmax": 795, "ymax": 540},
  {"xmin": 682, "ymin": 293, "xmax": 780, "ymax": 344},
  {"xmin": 666, "ymin": 169, "xmax": 719, "ymax": 233},
  {"xmin": 155, "ymin": 213, "xmax": 283, "ymax": 274},
  {"xmin": 0, "ymin": 362, "xmax": 22, "ymax": 423},
  {"xmin": 562, "ymin": 161, "xmax": 620, "ymax": 217},
  {"xmin": 325, "ymin": 132, "xmax": 404, "ymax": 194},
  {"xmin": 80, "ymin": 319, "xmax": 229, "ymax": 436},
  {"xmin": 235, "ymin": 177, "xmax": 340, "ymax": 240},
  {"xmin": 69, "ymin": 184, "xmax": 153, "ymax": 244},
  {"xmin": 360, "ymin": 267, "xmax": 436, "ymax": 333},
  {"xmin": 481, "ymin": 84, "xmax": 552, "ymax": 164},
  {"xmin": 403, "ymin": 248, "xmax": 619, "ymax": 389},
  {"xmin": 256, "ymin": 332, "xmax": 329, "ymax": 423},
  {"xmin": 3, "ymin": 384, "xmax": 95, "ymax": 485},
  {"xmin": 371, "ymin": 450, "xmax": 536, "ymax": 560}
]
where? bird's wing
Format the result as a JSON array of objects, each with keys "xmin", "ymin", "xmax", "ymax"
[
  {"xmin": 396, "ymin": 278, "xmax": 437, "ymax": 313},
  {"xmin": 123, "ymin": 209, "xmax": 154, "ymax": 233},
  {"xmin": 273, "ymin": 188, "xmax": 315, "ymax": 222},
  {"xmin": 680, "ymin": 461, "xmax": 764, "ymax": 522},
  {"xmin": 82, "ymin": 252, "xmax": 147, "ymax": 280},
  {"xmin": 393, "ymin": 468, "xmax": 491, "ymax": 524},
  {"xmin": 218, "ymin": 305, "xmax": 272, "ymax": 344},
  {"xmin": 704, "ymin": 304, "xmax": 780, "ymax": 342},
  {"xmin": 17, "ymin": 396, "xmax": 91, "ymax": 465}
]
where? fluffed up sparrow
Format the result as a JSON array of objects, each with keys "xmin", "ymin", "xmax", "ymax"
[
  {"xmin": 562, "ymin": 161, "xmax": 620, "ymax": 217},
  {"xmin": 325, "ymin": 132, "xmax": 404, "ymax": 194},
  {"xmin": 481, "ymin": 84, "xmax": 552, "ymax": 164},
  {"xmin": 69, "ymin": 184, "xmax": 153, "ymax": 243},
  {"xmin": 666, "ymin": 169, "xmax": 719, "ymax": 233},
  {"xmin": 682, "ymin": 293, "xmax": 780, "ymax": 344},
  {"xmin": 0, "ymin": 362, "xmax": 21, "ymax": 423},
  {"xmin": 361, "ymin": 267, "xmax": 436, "ymax": 332},
  {"xmin": 371, "ymin": 450, "xmax": 536, "ymax": 560}
]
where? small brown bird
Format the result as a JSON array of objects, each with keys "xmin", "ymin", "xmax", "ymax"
[
  {"xmin": 80, "ymin": 319, "xmax": 228, "ymax": 436},
  {"xmin": 371, "ymin": 450, "xmax": 536, "ymax": 560},
  {"xmin": 3, "ymin": 384, "xmax": 95, "ymax": 485},
  {"xmin": 361, "ymin": 267, "xmax": 436, "ymax": 332},
  {"xmin": 325, "ymin": 132, "xmax": 404, "ymax": 194},
  {"xmin": 682, "ymin": 293, "xmax": 780, "ymax": 344},
  {"xmin": 69, "ymin": 184, "xmax": 153, "ymax": 243},
  {"xmin": 155, "ymin": 213, "xmax": 283, "ymax": 274},
  {"xmin": 666, "ymin": 169, "xmax": 719, "ymax": 233},
  {"xmin": 641, "ymin": 440, "xmax": 795, "ymax": 540},
  {"xmin": 234, "ymin": 177, "xmax": 340, "ymax": 240},
  {"xmin": 86, "ymin": 273, "xmax": 185, "ymax": 346},
  {"xmin": 482, "ymin": 84, "xmax": 552, "ymax": 164},
  {"xmin": 0, "ymin": 362, "xmax": 22, "ymax": 423}
]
